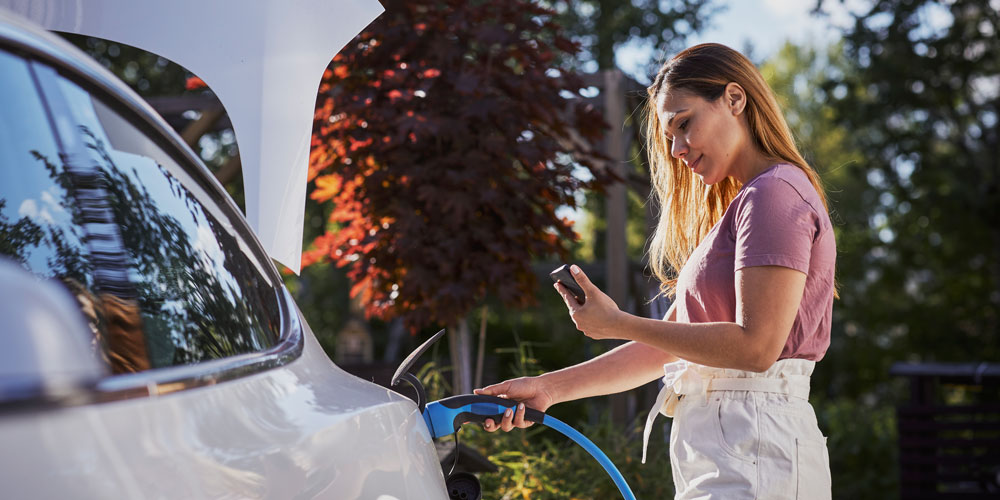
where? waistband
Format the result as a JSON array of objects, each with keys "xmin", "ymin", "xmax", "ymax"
[{"xmin": 640, "ymin": 359, "xmax": 814, "ymax": 464}]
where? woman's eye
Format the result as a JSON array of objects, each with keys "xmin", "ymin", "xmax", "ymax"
[{"xmin": 679, "ymin": 119, "xmax": 689, "ymax": 131}]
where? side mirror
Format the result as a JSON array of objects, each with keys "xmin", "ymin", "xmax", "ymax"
[{"xmin": 0, "ymin": 259, "xmax": 108, "ymax": 405}]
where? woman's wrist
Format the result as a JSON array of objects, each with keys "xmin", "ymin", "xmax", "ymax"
[
  {"xmin": 535, "ymin": 371, "xmax": 565, "ymax": 407},
  {"xmin": 609, "ymin": 309, "xmax": 638, "ymax": 341}
]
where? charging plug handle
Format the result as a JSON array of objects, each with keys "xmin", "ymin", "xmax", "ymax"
[{"xmin": 424, "ymin": 394, "xmax": 546, "ymax": 438}]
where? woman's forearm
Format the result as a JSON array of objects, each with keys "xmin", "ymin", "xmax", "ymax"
[
  {"xmin": 561, "ymin": 265, "xmax": 804, "ymax": 373},
  {"xmin": 619, "ymin": 314, "xmax": 773, "ymax": 372},
  {"xmin": 539, "ymin": 340, "xmax": 677, "ymax": 404}
]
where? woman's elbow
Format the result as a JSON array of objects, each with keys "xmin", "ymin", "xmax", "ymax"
[
  {"xmin": 740, "ymin": 327, "xmax": 785, "ymax": 372},
  {"xmin": 744, "ymin": 346, "xmax": 781, "ymax": 373},
  {"xmin": 748, "ymin": 358, "xmax": 776, "ymax": 373}
]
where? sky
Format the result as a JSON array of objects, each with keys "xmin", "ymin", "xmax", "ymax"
[
  {"xmin": 687, "ymin": 0, "xmax": 855, "ymax": 55},
  {"xmin": 616, "ymin": 0, "xmax": 869, "ymax": 82}
]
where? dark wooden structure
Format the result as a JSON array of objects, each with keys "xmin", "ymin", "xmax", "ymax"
[{"xmin": 892, "ymin": 362, "xmax": 1000, "ymax": 498}]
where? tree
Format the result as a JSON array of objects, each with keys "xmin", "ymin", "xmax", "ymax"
[
  {"xmin": 820, "ymin": 0, "xmax": 999, "ymax": 388},
  {"xmin": 542, "ymin": 0, "xmax": 717, "ymax": 74},
  {"xmin": 304, "ymin": 0, "xmax": 610, "ymax": 335}
]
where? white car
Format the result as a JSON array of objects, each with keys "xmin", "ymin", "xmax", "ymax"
[{"xmin": 0, "ymin": 9, "xmax": 449, "ymax": 499}]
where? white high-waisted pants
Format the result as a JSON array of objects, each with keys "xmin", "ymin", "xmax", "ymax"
[{"xmin": 643, "ymin": 359, "xmax": 832, "ymax": 499}]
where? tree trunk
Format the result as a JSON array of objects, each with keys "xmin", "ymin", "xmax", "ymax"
[
  {"xmin": 603, "ymin": 68, "xmax": 631, "ymax": 426},
  {"xmin": 180, "ymin": 107, "xmax": 225, "ymax": 149},
  {"xmin": 475, "ymin": 305, "xmax": 488, "ymax": 390},
  {"xmin": 449, "ymin": 318, "xmax": 473, "ymax": 395},
  {"xmin": 382, "ymin": 318, "xmax": 407, "ymax": 363},
  {"xmin": 214, "ymin": 152, "xmax": 241, "ymax": 186},
  {"xmin": 595, "ymin": 0, "xmax": 617, "ymax": 70},
  {"xmin": 604, "ymin": 69, "xmax": 628, "ymax": 310}
]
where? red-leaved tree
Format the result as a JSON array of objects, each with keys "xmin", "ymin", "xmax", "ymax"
[{"xmin": 305, "ymin": 0, "xmax": 609, "ymax": 331}]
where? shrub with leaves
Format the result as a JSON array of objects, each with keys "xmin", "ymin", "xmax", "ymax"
[
  {"xmin": 463, "ymin": 417, "xmax": 675, "ymax": 499},
  {"xmin": 305, "ymin": 0, "xmax": 609, "ymax": 330}
]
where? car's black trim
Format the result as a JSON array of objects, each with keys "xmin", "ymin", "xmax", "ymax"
[
  {"xmin": 1, "ymin": 287, "xmax": 304, "ymax": 412},
  {"xmin": 95, "ymin": 287, "xmax": 305, "ymax": 399},
  {"xmin": 0, "ymin": 16, "xmax": 306, "ymax": 410}
]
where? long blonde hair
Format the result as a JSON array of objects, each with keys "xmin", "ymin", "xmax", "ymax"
[{"xmin": 645, "ymin": 43, "xmax": 830, "ymax": 297}]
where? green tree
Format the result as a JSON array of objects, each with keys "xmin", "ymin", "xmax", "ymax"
[
  {"xmin": 821, "ymin": 0, "xmax": 999, "ymax": 387},
  {"xmin": 543, "ymin": 0, "xmax": 717, "ymax": 73},
  {"xmin": 551, "ymin": 0, "xmax": 719, "ymax": 269}
]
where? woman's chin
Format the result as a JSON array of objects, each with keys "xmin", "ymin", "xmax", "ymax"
[{"xmin": 697, "ymin": 172, "xmax": 720, "ymax": 185}]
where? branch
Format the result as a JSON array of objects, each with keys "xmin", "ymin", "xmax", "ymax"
[
  {"xmin": 179, "ymin": 107, "xmax": 226, "ymax": 149},
  {"xmin": 214, "ymin": 152, "xmax": 241, "ymax": 186}
]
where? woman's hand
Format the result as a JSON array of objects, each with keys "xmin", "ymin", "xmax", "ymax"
[
  {"xmin": 554, "ymin": 265, "xmax": 626, "ymax": 341},
  {"xmin": 473, "ymin": 377, "xmax": 555, "ymax": 432}
]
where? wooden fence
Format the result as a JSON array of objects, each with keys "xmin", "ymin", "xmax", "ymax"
[{"xmin": 892, "ymin": 362, "xmax": 1000, "ymax": 498}]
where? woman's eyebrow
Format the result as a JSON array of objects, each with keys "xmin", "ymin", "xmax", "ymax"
[{"xmin": 666, "ymin": 108, "xmax": 689, "ymax": 127}]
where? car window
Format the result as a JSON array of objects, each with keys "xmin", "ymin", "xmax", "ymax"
[
  {"xmin": 0, "ymin": 50, "xmax": 110, "ymax": 363},
  {"xmin": 48, "ymin": 72, "xmax": 282, "ymax": 369}
]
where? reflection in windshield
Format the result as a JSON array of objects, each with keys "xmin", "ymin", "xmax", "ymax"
[
  {"xmin": 3, "ymin": 51, "xmax": 280, "ymax": 374},
  {"xmin": 0, "ymin": 149, "xmax": 123, "ymax": 368},
  {"xmin": 1, "ymin": 135, "xmax": 156, "ymax": 373},
  {"xmin": 79, "ymin": 120, "xmax": 280, "ymax": 368},
  {"xmin": 0, "ymin": 47, "xmax": 114, "ymax": 369},
  {"xmin": 0, "ymin": 199, "xmax": 43, "ymax": 267}
]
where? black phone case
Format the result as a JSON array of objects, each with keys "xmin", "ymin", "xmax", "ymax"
[{"xmin": 549, "ymin": 264, "xmax": 586, "ymax": 304}]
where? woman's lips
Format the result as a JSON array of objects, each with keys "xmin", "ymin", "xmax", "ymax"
[{"xmin": 688, "ymin": 155, "xmax": 702, "ymax": 171}]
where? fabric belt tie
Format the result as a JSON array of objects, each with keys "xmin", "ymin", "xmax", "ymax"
[{"xmin": 640, "ymin": 361, "xmax": 811, "ymax": 464}]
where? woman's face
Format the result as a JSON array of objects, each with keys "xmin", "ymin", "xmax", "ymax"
[{"xmin": 656, "ymin": 85, "xmax": 751, "ymax": 185}]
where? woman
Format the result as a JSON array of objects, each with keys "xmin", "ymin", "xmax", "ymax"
[{"xmin": 475, "ymin": 43, "xmax": 835, "ymax": 499}]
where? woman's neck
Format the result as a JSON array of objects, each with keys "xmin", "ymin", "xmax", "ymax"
[{"xmin": 731, "ymin": 148, "xmax": 775, "ymax": 184}]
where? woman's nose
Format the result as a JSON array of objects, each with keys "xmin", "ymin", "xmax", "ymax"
[{"xmin": 670, "ymin": 137, "xmax": 688, "ymax": 160}]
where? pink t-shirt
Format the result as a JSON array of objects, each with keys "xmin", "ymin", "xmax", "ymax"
[{"xmin": 674, "ymin": 163, "xmax": 836, "ymax": 361}]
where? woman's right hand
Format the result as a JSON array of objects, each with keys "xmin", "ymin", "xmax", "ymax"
[{"xmin": 473, "ymin": 376, "xmax": 555, "ymax": 432}]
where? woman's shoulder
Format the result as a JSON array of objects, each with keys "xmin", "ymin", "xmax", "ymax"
[{"xmin": 742, "ymin": 163, "xmax": 824, "ymax": 212}]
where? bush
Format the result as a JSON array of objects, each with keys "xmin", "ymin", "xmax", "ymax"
[
  {"xmin": 430, "ymin": 335, "xmax": 674, "ymax": 499},
  {"xmin": 462, "ymin": 414, "xmax": 674, "ymax": 499},
  {"xmin": 816, "ymin": 396, "xmax": 899, "ymax": 499}
]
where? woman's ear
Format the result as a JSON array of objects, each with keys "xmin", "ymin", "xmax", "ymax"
[{"xmin": 724, "ymin": 82, "xmax": 747, "ymax": 116}]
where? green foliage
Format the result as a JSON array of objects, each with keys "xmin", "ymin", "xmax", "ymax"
[
  {"xmin": 59, "ymin": 33, "xmax": 189, "ymax": 97},
  {"xmin": 494, "ymin": 335, "xmax": 548, "ymax": 380},
  {"xmin": 815, "ymin": 396, "xmax": 899, "ymax": 500},
  {"xmin": 282, "ymin": 260, "xmax": 352, "ymax": 355},
  {"xmin": 463, "ymin": 415, "xmax": 674, "ymax": 499},
  {"xmin": 541, "ymin": 0, "xmax": 718, "ymax": 73},
  {"xmin": 822, "ymin": 0, "xmax": 1000, "ymax": 380},
  {"xmin": 456, "ymin": 336, "xmax": 674, "ymax": 499},
  {"xmin": 478, "ymin": 264, "xmax": 607, "ymax": 384},
  {"xmin": 418, "ymin": 359, "xmax": 454, "ymax": 402},
  {"xmin": 759, "ymin": 2, "xmax": 1000, "ymax": 495}
]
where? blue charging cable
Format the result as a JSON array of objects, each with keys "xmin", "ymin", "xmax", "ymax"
[{"xmin": 423, "ymin": 394, "xmax": 637, "ymax": 500}]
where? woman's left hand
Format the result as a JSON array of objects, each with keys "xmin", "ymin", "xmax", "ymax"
[{"xmin": 554, "ymin": 265, "xmax": 626, "ymax": 341}]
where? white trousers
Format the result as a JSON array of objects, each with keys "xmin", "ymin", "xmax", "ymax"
[{"xmin": 643, "ymin": 359, "xmax": 832, "ymax": 500}]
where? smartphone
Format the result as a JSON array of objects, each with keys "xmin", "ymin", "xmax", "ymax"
[{"xmin": 549, "ymin": 264, "xmax": 586, "ymax": 305}]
